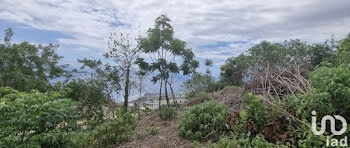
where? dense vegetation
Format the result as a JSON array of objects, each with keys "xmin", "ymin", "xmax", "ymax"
[
  {"xmin": 1, "ymin": 13, "xmax": 350, "ymax": 147},
  {"xmin": 179, "ymin": 100, "xmax": 229, "ymax": 141}
]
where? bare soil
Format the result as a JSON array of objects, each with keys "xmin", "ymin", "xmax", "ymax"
[
  {"xmin": 119, "ymin": 111, "xmax": 198, "ymax": 148},
  {"xmin": 119, "ymin": 86, "xmax": 244, "ymax": 148}
]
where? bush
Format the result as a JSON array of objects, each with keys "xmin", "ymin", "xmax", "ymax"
[
  {"xmin": 292, "ymin": 124, "xmax": 328, "ymax": 148},
  {"xmin": 309, "ymin": 64, "xmax": 350, "ymax": 110},
  {"xmin": 179, "ymin": 100, "xmax": 229, "ymax": 141},
  {"xmin": 283, "ymin": 90, "xmax": 333, "ymax": 119},
  {"xmin": 136, "ymin": 124, "xmax": 159, "ymax": 139},
  {"xmin": 159, "ymin": 105, "xmax": 177, "ymax": 120},
  {"xmin": 0, "ymin": 89, "xmax": 81, "ymax": 147},
  {"xmin": 0, "ymin": 87, "xmax": 18, "ymax": 97},
  {"xmin": 215, "ymin": 134, "xmax": 275, "ymax": 148},
  {"xmin": 240, "ymin": 93, "xmax": 268, "ymax": 128},
  {"xmin": 76, "ymin": 113, "xmax": 136, "ymax": 147}
]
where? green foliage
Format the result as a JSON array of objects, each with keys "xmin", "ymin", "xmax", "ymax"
[
  {"xmin": 220, "ymin": 54, "xmax": 251, "ymax": 86},
  {"xmin": 137, "ymin": 124, "xmax": 159, "ymax": 139},
  {"xmin": 240, "ymin": 93, "xmax": 267, "ymax": 128},
  {"xmin": 74, "ymin": 113, "xmax": 137, "ymax": 147},
  {"xmin": 63, "ymin": 79, "xmax": 107, "ymax": 127},
  {"xmin": 0, "ymin": 86, "xmax": 18, "ymax": 97},
  {"xmin": 283, "ymin": 90, "xmax": 333, "ymax": 119},
  {"xmin": 159, "ymin": 105, "xmax": 177, "ymax": 120},
  {"xmin": 191, "ymin": 141, "xmax": 201, "ymax": 147},
  {"xmin": 89, "ymin": 115, "xmax": 135, "ymax": 146},
  {"xmin": 71, "ymin": 132, "xmax": 92, "ymax": 148},
  {"xmin": 215, "ymin": 134, "xmax": 275, "ymax": 148},
  {"xmin": 184, "ymin": 72, "xmax": 216, "ymax": 94},
  {"xmin": 339, "ymin": 33, "xmax": 350, "ymax": 52},
  {"xmin": 185, "ymin": 91, "xmax": 211, "ymax": 101},
  {"xmin": 309, "ymin": 64, "xmax": 350, "ymax": 114},
  {"xmin": 33, "ymin": 129, "xmax": 75, "ymax": 148},
  {"xmin": 308, "ymin": 41, "xmax": 334, "ymax": 67},
  {"xmin": 146, "ymin": 124, "xmax": 159, "ymax": 135},
  {"xmin": 179, "ymin": 100, "xmax": 229, "ymax": 141},
  {"xmin": 249, "ymin": 41, "xmax": 286, "ymax": 67},
  {"xmin": 77, "ymin": 58, "xmax": 121, "ymax": 98},
  {"xmin": 220, "ymin": 39, "xmax": 335, "ymax": 87},
  {"xmin": 292, "ymin": 124, "xmax": 328, "ymax": 148},
  {"xmin": 0, "ymin": 89, "xmax": 81, "ymax": 147},
  {"xmin": 0, "ymin": 30, "xmax": 67, "ymax": 91},
  {"xmin": 137, "ymin": 15, "xmax": 199, "ymax": 106}
]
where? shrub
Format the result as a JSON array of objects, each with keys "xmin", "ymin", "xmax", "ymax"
[
  {"xmin": 33, "ymin": 129, "xmax": 75, "ymax": 148},
  {"xmin": 0, "ymin": 90, "xmax": 81, "ymax": 147},
  {"xmin": 215, "ymin": 134, "xmax": 275, "ymax": 148},
  {"xmin": 292, "ymin": 124, "xmax": 328, "ymax": 148},
  {"xmin": 0, "ymin": 87, "xmax": 18, "ymax": 97},
  {"xmin": 309, "ymin": 64, "xmax": 350, "ymax": 110},
  {"xmin": 146, "ymin": 125, "xmax": 159, "ymax": 135},
  {"xmin": 72, "ymin": 132, "xmax": 92, "ymax": 148},
  {"xmin": 136, "ymin": 124, "xmax": 159, "ymax": 139},
  {"xmin": 179, "ymin": 100, "xmax": 229, "ymax": 141},
  {"xmin": 240, "ymin": 93, "xmax": 267, "ymax": 128},
  {"xmin": 159, "ymin": 105, "xmax": 177, "ymax": 120},
  {"xmin": 283, "ymin": 90, "xmax": 333, "ymax": 119},
  {"xmin": 88, "ymin": 113, "xmax": 136, "ymax": 147}
]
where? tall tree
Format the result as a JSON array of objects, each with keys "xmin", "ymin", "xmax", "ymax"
[
  {"xmin": 104, "ymin": 33, "xmax": 140, "ymax": 111},
  {"xmin": 0, "ymin": 28, "xmax": 67, "ymax": 92},
  {"xmin": 4, "ymin": 28, "xmax": 13, "ymax": 46},
  {"xmin": 137, "ymin": 15, "xmax": 198, "ymax": 109},
  {"xmin": 205, "ymin": 59, "xmax": 213, "ymax": 75},
  {"xmin": 220, "ymin": 54, "xmax": 251, "ymax": 86}
]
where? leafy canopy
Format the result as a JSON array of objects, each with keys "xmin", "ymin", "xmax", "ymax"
[
  {"xmin": 0, "ymin": 88, "xmax": 81, "ymax": 147},
  {"xmin": 0, "ymin": 29, "xmax": 67, "ymax": 92}
]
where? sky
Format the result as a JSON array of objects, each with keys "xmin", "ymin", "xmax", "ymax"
[{"xmin": 1, "ymin": 0, "xmax": 350, "ymax": 101}]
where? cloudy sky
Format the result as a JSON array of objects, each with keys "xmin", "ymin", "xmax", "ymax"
[{"xmin": 1, "ymin": 0, "xmax": 350, "ymax": 99}]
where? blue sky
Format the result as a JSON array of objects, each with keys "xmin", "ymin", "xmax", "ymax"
[{"xmin": 1, "ymin": 0, "xmax": 350, "ymax": 101}]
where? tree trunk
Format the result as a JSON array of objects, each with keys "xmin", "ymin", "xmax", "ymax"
[
  {"xmin": 138, "ymin": 77, "xmax": 143, "ymax": 115},
  {"xmin": 169, "ymin": 82, "xmax": 177, "ymax": 107},
  {"xmin": 123, "ymin": 66, "xmax": 130, "ymax": 113},
  {"xmin": 159, "ymin": 79, "xmax": 163, "ymax": 110},
  {"xmin": 164, "ymin": 79, "xmax": 170, "ymax": 106}
]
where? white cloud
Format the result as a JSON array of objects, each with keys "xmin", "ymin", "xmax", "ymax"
[{"xmin": 1, "ymin": 0, "xmax": 350, "ymax": 61}]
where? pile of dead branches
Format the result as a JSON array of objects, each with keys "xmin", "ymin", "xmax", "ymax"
[{"xmin": 246, "ymin": 65, "xmax": 311, "ymax": 100}]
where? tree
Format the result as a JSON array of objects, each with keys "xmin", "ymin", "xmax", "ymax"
[
  {"xmin": 220, "ymin": 54, "xmax": 251, "ymax": 86},
  {"xmin": 328, "ymin": 33, "xmax": 350, "ymax": 65},
  {"xmin": 77, "ymin": 58, "xmax": 121, "ymax": 117},
  {"xmin": 184, "ymin": 72, "xmax": 215, "ymax": 94},
  {"xmin": 62, "ymin": 79, "xmax": 108, "ymax": 126},
  {"xmin": 308, "ymin": 41, "xmax": 334, "ymax": 67},
  {"xmin": 339, "ymin": 33, "xmax": 350, "ymax": 52},
  {"xmin": 248, "ymin": 41, "xmax": 285, "ymax": 68},
  {"xmin": 4, "ymin": 28, "xmax": 13, "ymax": 46},
  {"xmin": 134, "ymin": 58, "xmax": 150, "ymax": 110},
  {"xmin": 0, "ymin": 29, "xmax": 67, "ymax": 92},
  {"xmin": 137, "ymin": 15, "xmax": 198, "ymax": 109},
  {"xmin": 220, "ymin": 39, "xmax": 337, "ymax": 87},
  {"xmin": 205, "ymin": 59, "xmax": 213, "ymax": 74},
  {"xmin": 104, "ymin": 33, "xmax": 140, "ymax": 112}
]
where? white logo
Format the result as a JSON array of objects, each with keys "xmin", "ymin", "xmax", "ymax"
[{"xmin": 311, "ymin": 110, "xmax": 347, "ymax": 135}]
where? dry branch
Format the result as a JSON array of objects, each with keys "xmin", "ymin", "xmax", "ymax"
[{"xmin": 246, "ymin": 65, "xmax": 311, "ymax": 100}]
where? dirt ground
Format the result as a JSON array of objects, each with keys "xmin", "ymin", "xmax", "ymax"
[
  {"xmin": 118, "ymin": 86, "xmax": 244, "ymax": 148},
  {"xmin": 119, "ymin": 111, "xmax": 199, "ymax": 148}
]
